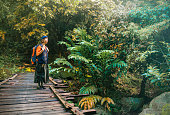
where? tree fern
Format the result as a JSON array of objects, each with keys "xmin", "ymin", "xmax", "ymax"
[
  {"xmin": 73, "ymin": 28, "xmax": 88, "ymax": 41},
  {"xmin": 58, "ymin": 41, "xmax": 71, "ymax": 47},
  {"xmin": 68, "ymin": 54, "xmax": 92, "ymax": 63},
  {"xmin": 112, "ymin": 61, "xmax": 127, "ymax": 68},
  {"xmin": 49, "ymin": 67, "xmax": 65, "ymax": 74},
  {"xmin": 79, "ymin": 95, "xmax": 114, "ymax": 111},
  {"xmin": 67, "ymin": 46, "xmax": 82, "ymax": 52},
  {"xmin": 78, "ymin": 40, "xmax": 96, "ymax": 48},
  {"xmin": 79, "ymin": 95, "xmax": 102, "ymax": 110},
  {"xmin": 142, "ymin": 66, "xmax": 167, "ymax": 84},
  {"xmin": 79, "ymin": 85, "xmax": 98, "ymax": 94},
  {"xmin": 64, "ymin": 36, "xmax": 75, "ymax": 46},
  {"xmin": 136, "ymin": 50, "xmax": 158, "ymax": 62},
  {"xmin": 54, "ymin": 58, "xmax": 73, "ymax": 68},
  {"xmin": 101, "ymin": 97, "xmax": 114, "ymax": 111}
]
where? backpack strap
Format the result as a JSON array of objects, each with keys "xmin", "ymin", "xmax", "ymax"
[{"xmin": 39, "ymin": 44, "xmax": 43, "ymax": 48}]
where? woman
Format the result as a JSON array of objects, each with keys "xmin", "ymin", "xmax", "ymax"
[{"xmin": 35, "ymin": 36, "xmax": 49, "ymax": 89}]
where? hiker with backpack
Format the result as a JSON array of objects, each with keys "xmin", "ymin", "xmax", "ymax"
[{"xmin": 31, "ymin": 36, "xmax": 49, "ymax": 89}]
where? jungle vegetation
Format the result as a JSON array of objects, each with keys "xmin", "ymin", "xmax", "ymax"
[{"xmin": 0, "ymin": 0, "xmax": 169, "ymax": 114}]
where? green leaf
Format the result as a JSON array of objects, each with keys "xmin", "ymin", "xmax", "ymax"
[{"xmin": 68, "ymin": 54, "xmax": 92, "ymax": 63}]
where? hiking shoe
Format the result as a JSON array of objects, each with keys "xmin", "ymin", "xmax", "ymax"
[{"xmin": 42, "ymin": 86, "xmax": 46, "ymax": 89}]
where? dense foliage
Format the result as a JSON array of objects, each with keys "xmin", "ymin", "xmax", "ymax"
[{"xmin": 0, "ymin": 0, "xmax": 169, "ymax": 114}]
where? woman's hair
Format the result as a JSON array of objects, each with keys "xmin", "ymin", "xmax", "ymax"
[{"xmin": 41, "ymin": 39, "xmax": 45, "ymax": 43}]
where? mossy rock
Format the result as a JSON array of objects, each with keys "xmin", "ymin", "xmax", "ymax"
[
  {"xmin": 140, "ymin": 92, "xmax": 170, "ymax": 115},
  {"xmin": 121, "ymin": 97, "xmax": 144, "ymax": 112}
]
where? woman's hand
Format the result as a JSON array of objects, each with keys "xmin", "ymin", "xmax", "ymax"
[
  {"xmin": 47, "ymin": 47, "xmax": 49, "ymax": 53},
  {"xmin": 42, "ymin": 45, "xmax": 46, "ymax": 51}
]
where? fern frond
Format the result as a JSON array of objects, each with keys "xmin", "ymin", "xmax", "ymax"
[
  {"xmin": 64, "ymin": 36, "xmax": 75, "ymax": 46},
  {"xmin": 54, "ymin": 58, "xmax": 73, "ymax": 68},
  {"xmin": 96, "ymin": 50, "xmax": 115, "ymax": 59},
  {"xmin": 68, "ymin": 54, "xmax": 92, "ymax": 63},
  {"xmin": 67, "ymin": 46, "xmax": 81, "ymax": 52},
  {"xmin": 101, "ymin": 97, "xmax": 114, "ymax": 111},
  {"xmin": 79, "ymin": 85, "xmax": 98, "ymax": 94},
  {"xmin": 101, "ymin": 97, "xmax": 114, "ymax": 105},
  {"xmin": 49, "ymin": 67, "xmax": 65, "ymax": 74},
  {"xmin": 79, "ymin": 95, "xmax": 102, "ymax": 110},
  {"xmin": 137, "ymin": 20, "xmax": 170, "ymax": 40},
  {"xmin": 136, "ymin": 50, "xmax": 158, "ymax": 62},
  {"xmin": 79, "ymin": 40, "xmax": 97, "ymax": 48},
  {"xmin": 112, "ymin": 61, "xmax": 127, "ymax": 68},
  {"xmin": 58, "ymin": 41, "xmax": 71, "ymax": 47}
]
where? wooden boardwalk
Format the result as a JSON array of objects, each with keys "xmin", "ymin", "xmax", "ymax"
[{"xmin": 0, "ymin": 73, "xmax": 72, "ymax": 115}]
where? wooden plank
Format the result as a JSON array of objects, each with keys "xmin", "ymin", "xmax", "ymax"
[
  {"xmin": 0, "ymin": 94, "xmax": 52, "ymax": 99},
  {"xmin": 58, "ymin": 83, "xmax": 68, "ymax": 86},
  {"xmin": 0, "ymin": 107, "xmax": 66, "ymax": 115},
  {"xmin": 54, "ymin": 79, "xmax": 63, "ymax": 83},
  {"xmin": 0, "ymin": 96, "xmax": 52, "ymax": 102},
  {"xmin": 60, "ymin": 93, "xmax": 72, "ymax": 96},
  {"xmin": 0, "ymin": 79, "xmax": 9, "ymax": 85},
  {"xmin": 49, "ymin": 77, "xmax": 58, "ymax": 86},
  {"xmin": 26, "ymin": 112, "xmax": 72, "ymax": 115},
  {"xmin": 0, "ymin": 101, "xmax": 61, "ymax": 109},
  {"xmin": 65, "ymin": 97, "xmax": 75, "ymax": 101},
  {"xmin": 0, "ymin": 73, "xmax": 73, "ymax": 115},
  {"xmin": 81, "ymin": 109, "xmax": 97, "ymax": 114},
  {"xmin": 50, "ymin": 85, "xmax": 84, "ymax": 115},
  {"xmin": 0, "ymin": 89, "xmax": 50, "ymax": 92},
  {"xmin": 71, "ymin": 107, "xmax": 84, "ymax": 115},
  {"xmin": 0, "ymin": 74, "xmax": 18, "ymax": 85},
  {"xmin": 54, "ymin": 86, "xmax": 69, "ymax": 88},
  {"xmin": 0, "ymin": 85, "xmax": 36, "ymax": 88},
  {"xmin": 49, "ymin": 85, "xmax": 72, "ymax": 109},
  {"xmin": 0, "ymin": 103, "xmax": 65, "ymax": 113},
  {"xmin": 69, "ymin": 94, "xmax": 89, "ymax": 97},
  {"xmin": 9, "ymin": 74, "xmax": 18, "ymax": 80},
  {"xmin": 0, "ymin": 91, "xmax": 50, "ymax": 96},
  {"xmin": 0, "ymin": 98, "xmax": 58, "ymax": 105}
]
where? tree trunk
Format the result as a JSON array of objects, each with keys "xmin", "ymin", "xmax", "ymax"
[{"xmin": 139, "ymin": 76, "xmax": 148, "ymax": 97}]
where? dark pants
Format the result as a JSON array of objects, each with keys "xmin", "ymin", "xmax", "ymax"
[{"xmin": 34, "ymin": 63, "xmax": 49, "ymax": 84}]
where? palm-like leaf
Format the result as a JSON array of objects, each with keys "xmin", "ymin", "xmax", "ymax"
[
  {"xmin": 78, "ymin": 40, "xmax": 96, "ymax": 48},
  {"xmin": 79, "ymin": 85, "xmax": 98, "ymax": 94},
  {"xmin": 67, "ymin": 46, "xmax": 82, "ymax": 52},
  {"xmin": 68, "ymin": 54, "xmax": 92, "ymax": 63},
  {"xmin": 79, "ymin": 95, "xmax": 102, "ymax": 110},
  {"xmin": 112, "ymin": 61, "xmax": 127, "ymax": 68},
  {"xmin": 142, "ymin": 66, "xmax": 167, "ymax": 84},
  {"xmin": 58, "ymin": 41, "xmax": 71, "ymax": 47},
  {"xmin": 54, "ymin": 58, "xmax": 73, "ymax": 68},
  {"xmin": 101, "ymin": 97, "xmax": 114, "ymax": 105},
  {"xmin": 101, "ymin": 97, "xmax": 114, "ymax": 111},
  {"xmin": 64, "ymin": 36, "xmax": 75, "ymax": 46}
]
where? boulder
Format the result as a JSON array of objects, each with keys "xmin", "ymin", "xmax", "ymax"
[{"xmin": 140, "ymin": 92, "xmax": 170, "ymax": 115}]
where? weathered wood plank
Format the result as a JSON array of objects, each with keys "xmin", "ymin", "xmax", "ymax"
[
  {"xmin": 0, "ymin": 74, "xmax": 18, "ymax": 85},
  {"xmin": 0, "ymin": 98, "xmax": 58, "ymax": 105},
  {"xmin": 0, "ymin": 94, "xmax": 52, "ymax": 99},
  {"xmin": 54, "ymin": 86, "xmax": 69, "ymax": 88},
  {"xmin": 0, "ymin": 108, "xmax": 66, "ymax": 115},
  {"xmin": 0, "ymin": 104, "xmax": 65, "ymax": 113},
  {"xmin": 69, "ymin": 94, "xmax": 89, "ymax": 97},
  {"xmin": 82, "ymin": 109, "xmax": 97, "ymax": 114},
  {"xmin": 50, "ymin": 85, "xmax": 84, "ymax": 115},
  {"xmin": 0, "ymin": 101, "xmax": 61, "ymax": 109},
  {"xmin": 0, "ymin": 73, "xmax": 72, "ymax": 115},
  {"xmin": 49, "ymin": 77, "xmax": 58, "ymax": 86}
]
